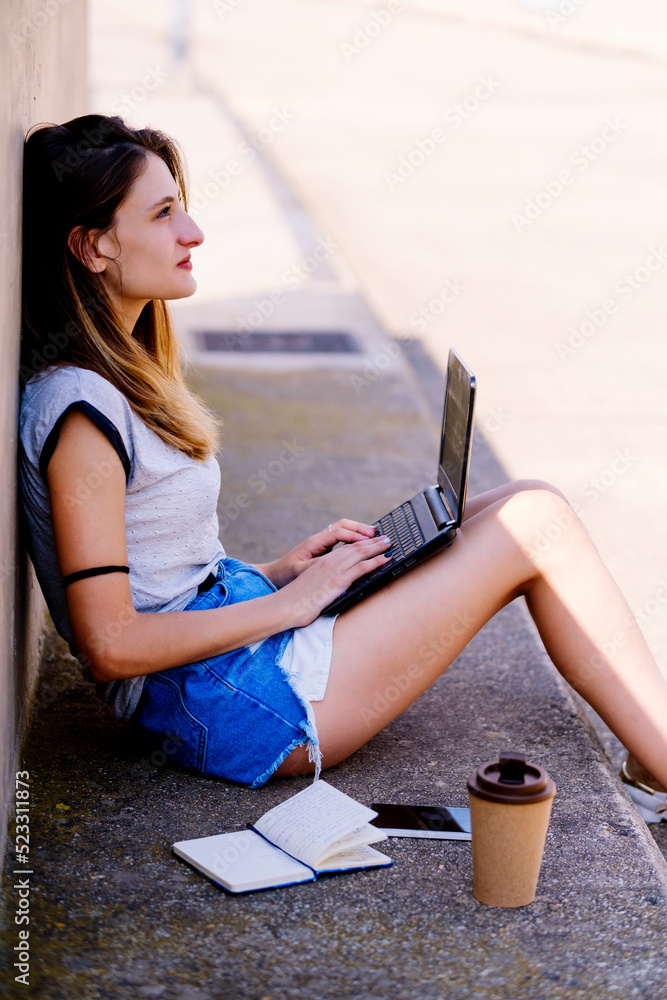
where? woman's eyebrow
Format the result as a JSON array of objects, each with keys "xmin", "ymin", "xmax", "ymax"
[{"xmin": 147, "ymin": 195, "xmax": 176, "ymax": 212}]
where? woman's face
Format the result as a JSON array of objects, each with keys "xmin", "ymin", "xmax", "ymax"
[{"xmin": 95, "ymin": 152, "xmax": 204, "ymax": 325}]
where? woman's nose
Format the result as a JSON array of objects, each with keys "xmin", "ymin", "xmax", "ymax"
[{"xmin": 181, "ymin": 213, "xmax": 205, "ymax": 247}]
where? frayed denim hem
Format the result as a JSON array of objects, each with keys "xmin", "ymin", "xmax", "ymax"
[
  {"xmin": 250, "ymin": 713, "xmax": 322, "ymax": 789},
  {"xmin": 130, "ymin": 560, "xmax": 328, "ymax": 790},
  {"xmin": 254, "ymin": 636, "xmax": 325, "ymax": 788}
]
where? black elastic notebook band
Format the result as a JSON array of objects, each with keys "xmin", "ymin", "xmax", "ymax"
[{"xmin": 61, "ymin": 565, "xmax": 130, "ymax": 589}]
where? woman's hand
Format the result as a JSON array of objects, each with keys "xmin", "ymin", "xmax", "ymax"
[
  {"xmin": 258, "ymin": 519, "xmax": 379, "ymax": 589},
  {"xmin": 49, "ymin": 411, "xmax": 359, "ymax": 680},
  {"xmin": 269, "ymin": 523, "xmax": 393, "ymax": 628}
]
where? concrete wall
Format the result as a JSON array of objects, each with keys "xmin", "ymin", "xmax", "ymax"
[{"xmin": 1, "ymin": 0, "xmax": 87, "ymax": 858}]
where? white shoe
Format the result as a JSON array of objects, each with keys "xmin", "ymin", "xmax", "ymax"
[{"xmin": 620, "ymin": 761, "xmax": 667, "ymax": 824}]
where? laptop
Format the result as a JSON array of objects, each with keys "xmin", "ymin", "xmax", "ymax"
[{"xmin": 321, "ymin": 348, "xmax": 476, "ymax": 615}]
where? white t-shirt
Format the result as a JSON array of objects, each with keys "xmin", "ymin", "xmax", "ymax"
[{"xmin": 19, "ymin": 365, "xmax": 225, "ymax": 719}]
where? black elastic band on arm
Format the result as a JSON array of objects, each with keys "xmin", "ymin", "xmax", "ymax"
[{"xmin": 61, "ymin": 565, "xmax": 130, "ymax": 589}]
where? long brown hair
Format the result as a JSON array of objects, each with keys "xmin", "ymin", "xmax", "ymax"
[{"xmin": 21, "ymin": 114, "xmax": 220, "ymax": 460}]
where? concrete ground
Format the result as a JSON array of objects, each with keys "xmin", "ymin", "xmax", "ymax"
[
  {"xmin": 2, "ymin": 351, "xmax": 667, "ymax": 999},
  {"xmin": 3, "ymin": 2, "xmax": 667, "ymax": 998}
]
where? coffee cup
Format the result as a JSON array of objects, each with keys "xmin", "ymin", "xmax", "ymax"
[{"xmin": 467, "ymin": 750, "xmax": 556, "ymax": 907}]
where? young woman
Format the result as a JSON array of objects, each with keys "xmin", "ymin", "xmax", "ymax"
[{"xmin": 19, "ymin": 114, "xmax": 667, "ymax": 821}]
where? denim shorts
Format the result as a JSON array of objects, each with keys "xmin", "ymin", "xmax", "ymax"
[{"xmin": 130, "ymin": 558, "xmax": 322, "ymax": 788}]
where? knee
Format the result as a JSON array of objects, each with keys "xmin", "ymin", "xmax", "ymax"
[
  {"xmin": 498, "ymin": 486, "xmax": 582, "ymax": 558},
  {"xmin": 507, "ymin": 478, "xmax": 570, "ymax": 506}
]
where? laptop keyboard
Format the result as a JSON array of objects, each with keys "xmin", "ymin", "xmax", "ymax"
[
  {"xmin": 376, "ymin": 502, "xmax": 425, "ymax": 561},
  {"xmin": 344, "ymin": 501, "xmax": 427, "ymax": 592}
]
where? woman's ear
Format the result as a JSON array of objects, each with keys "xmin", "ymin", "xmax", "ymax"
[{"xmin": 67, "ymin": 226, "xmax": 107, "ymax": 273}]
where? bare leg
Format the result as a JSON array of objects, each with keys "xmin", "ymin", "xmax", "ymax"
[
  {"xmin": 277, "ymin": 486, "xmax": 667, "ymax": 787},
  {"xmin": 462, "ymin": 478, "xmax": 569, "ymax": 521},
  {"xmin": 469, "ymin": 482, "xmax": 666, "ymax": 795}
]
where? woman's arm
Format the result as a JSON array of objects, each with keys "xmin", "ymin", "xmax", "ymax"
[
  {"xmin": 48, "ymin": 411, "xmax": 391, "ymax": 682},
  {"xmin": 255, "ymin": 519, "xmax": 378, "ymax": 589}
]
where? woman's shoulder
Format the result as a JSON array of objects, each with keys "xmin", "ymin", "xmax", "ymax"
[
  {"xmin": 19, "ymin": 364, "xmax": 138, "ymax": 483},
  {"xmin": 21, "ymin": 365, "xmax": 131, "ymax": 421},
  {"xmin": 20, "ymin": 364, "xmax": 135, "ymax": 457},
  {"xmin": 23, "ymin": 364, "xmax": 126, "ymax": 401}
]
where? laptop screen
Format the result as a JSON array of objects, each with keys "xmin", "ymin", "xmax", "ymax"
[{"xmin": 437, "ymin": 350, "xmax": 476, "ymax": 523}]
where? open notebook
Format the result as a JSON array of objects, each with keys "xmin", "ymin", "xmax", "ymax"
[{"xmin": 172, "ymin": 780, "xmax": 392, "ymax": 894}]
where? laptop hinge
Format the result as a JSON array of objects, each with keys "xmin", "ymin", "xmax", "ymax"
[{"xmin": 424, "ymin": 486, "xmax": 453, "ymax": 530}]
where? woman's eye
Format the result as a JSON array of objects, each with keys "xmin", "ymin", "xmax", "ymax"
[{"xmin": 157, "ymin": 205, "xmax": 171, "ymax": 218}]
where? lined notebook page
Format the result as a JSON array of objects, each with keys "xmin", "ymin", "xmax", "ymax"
[
  {"xmin": 172, "ymin": 830, "xmax": 313, "ymax": 893},
  {"xmin": 314, "ymin": 843, "xmax": 393, "ymax": 874},
  {"xmin": 253, "ymin": 780, "xmax": 380, "ymax": 870},
  {"xmin": 331, "ymin": 823, "xmax": 387, "ymax": 853}
]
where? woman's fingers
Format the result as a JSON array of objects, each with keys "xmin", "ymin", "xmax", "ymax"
[
  {"xmin": 284, "ymin": 535, "xmax": 392, "ymax": 626},
  {"xmin": 287, "ymin": 520, "xmax": 378, "ymax": 570},
  {"xmin": 306, "ymin": 519, "xmax": 375, "ymax": 558},
  {"xmin": 340, "ymin": 533, "xmax": 392, "ymax": 568},
  {"xmin": 326, "ymin": 518, "xmax": 376, "ymax": 543}
]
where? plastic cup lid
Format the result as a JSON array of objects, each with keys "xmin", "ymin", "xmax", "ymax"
[{"xmin": 467, "ymin": 751, "xmax": 556, "ymax": 804}]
